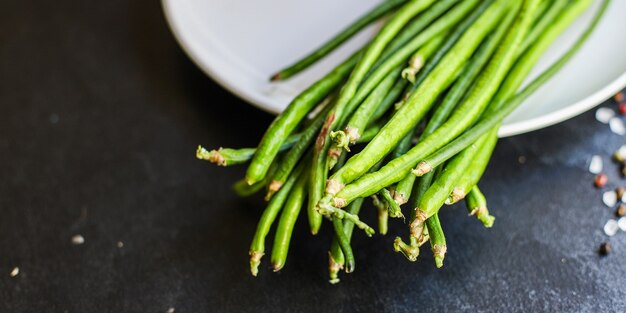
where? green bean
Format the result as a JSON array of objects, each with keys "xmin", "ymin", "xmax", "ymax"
[
  {"xmin": 331, "ymin": 217, "xmax": 355, "ymax": 274},
  {"xmin": 426, "ymin": 0, "xmax": 591, "ymax": 202},
  {"xmin": 333, "ymin": 0, "xmax": 436, "ymax": 128},
  {"xmin": 391, "ymin": 125, "xmax": 421, "ymax": 205},
  {"xmin": 336, "ymin": 0, "xmax": 482, "ymax": 134},
  {"xmin": 401, "ymin": 34, "xmax": 446, "ymax": 84},
  {"xmin": 249, "ymin": 162, "xmax": 305, "ymax": 276},
  {"xmin": 330, "ymin": 67, "xmax": 402, "ymax": 153},
  {"xmin": 308, "ymin": 114, "xmax": 334, "ymax": 235},
  {"xmin": 409, "ymin": 135, "xmax": 491, "ymax": 242},
  {"xmin": 372, "ymin": 195, "xmax": 389, "ymax": 235},
  {"xmin": 413, "ymin": 0, "xmax": 609, "ymax": 184},
  {"xmin": 327, "ymin": 0, "xmax": 511, "ymax": 199},
  {"xmin": 266, "ymin": 104, "xmax": 332, "ymax": 199},
  {"xmin": 446, "ymin": 131, "xmax": 498, "ymax": 204},
  {"xmin": 328, "ymin": 197, "xmax": 364, "ymax": 284},
  {"xmin": 357, "ymin": 122, "xmax": 383, "ymax": 143},
  {"xmin": 270, "ymin": 0, "xmax": 408, "ymax": 81},
  {"xmin": 489, "ymin": 0, "xmax": 593, "ymax": 113},
  {"xmin": 394, "ymin": 165, "xmax": 439, "ymax": 261},
  {"xmin": 310, "ymin": 0, "xmax": 435, "ymax": 234},
  {"xmin": 520, "ymin": 0, "xmax": 569, "ymax": 54},
  {"xmin": 246, "ymin": 51, "xmax": 360, "ymax": 185},
  {"xmin": 369, "ymin": 77, "xmax": 408, "ymax": 123},
  {"xmin": 233, "ymin": 178, "xmax": 266, "ymax": 198},
  {"xmin": 425, "ymin": 213, "xmax": 446, "ymax": 268},
  {"xmin": 270, "ymin": 166, "xmax": 309, "ymax": 272},
  {"xmin": 392, "ymin": 10, "xmax": 516, "ymax": 205},
  {"xmin": 379, "ymin": 188, "xmax": 404, "ymax": 219},
  {"xmin": 465, "ymin": 186, "xmax": 495, "ymax": 227},
  {"xmin": 377, "ymin": 0, "xmax": 460, "ymax": 64},
  {"xmin": 197, "ymin": 133, "xmax": 301, "ymax": 166},
  {"xmin": 402, "ymin": 0, "xmax": 496, "ymax": 97}
]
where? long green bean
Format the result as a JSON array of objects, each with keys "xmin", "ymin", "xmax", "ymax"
[
  {"xmin": 465, "ymin": 186, "xmax": 495, "ymax": 227},
  {"xmin": 326, "ymin": 1, "xmax": 507, "ymax": 195},
  {"xmin": 270, "ymin": 0, "xmax": 408, "ymax": 81},
  {"xmin": 246, "ymin": 51, "xmax": 360, "ymax": 185},
  {"xmin": 271, "ymin": 167, "xmax": 309, "ymax": 272}
]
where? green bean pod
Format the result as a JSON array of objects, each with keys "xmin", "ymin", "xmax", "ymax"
[
  {"xmin": 401, "ymin": 34, "xmax": 446, "ymax": 84},
  {"xmin": 335, "ymin": 0, "xmax": 482, "ymax": 134},
  {"xmin": 328, "ymin": 0, "xmax": 512, "ymax": 201},
  {"xmin": 246, "ymin": 51, "xmax": 360, "ymax": 185},
  {"xmin": 446, "ymin": 130, "xmax": 498, "ymax": 204},
  {"xmin": 401, "ymin": 0, "xmax": 495, "ymax": 98},
  {"xmin": 249, "ymin": 162, "xmax": 305, "ymax": 276},
  {"xmin": 266, "ymin": 104, "xmax": 332, "ymax": 199},
  {"xmin": 328, "ymin": 197, "xmax": 364, "ymax": 284},
  {"xmin": 421, "ymin": 0, "xmax": 600, "ymax": 174},
  {"xmin": 357, "ymin": 122, "xmax": 383, "ymax": 143},
  {"xmin": 410, "ymin": 135, "xmax": 491, "ymax": 242},
  {"xmin": 270, "ymin": 167, "xmax": 309, "ymax": 272},
  {"xmin": 379, "ymin": 188, "xmax": 404, "ymax": 219},
  {"xmin": 331, "ymin": 217, "xmax": 355, "ymax": 274},
  {"xmin": 330, "ymin": 67, "xmax": 402, "ymax": 153},
  {"xmin": 520, "ymin": 0, "xmax": 569, "ymax": 54},
  {"xmin": 394, "ymin": 165, "xmax": 440, "ymax": 261},
  {"xmin": 372, "ymin": 195, "xmax": 389, "ymax": 235},
  {"xmin": 465, "ymin": 186, "xmax": 495, "ymax": 227},
  {"xmin": 311, "ymin": 0, "xmax": 436, "ymax": 234},
  {"xmin": 412, "ymin": 0, "xmax": 609, "ymax": 195},
  {"xmin": 424, "ymin": 0, "xmax": 611, "ymax": 173},
  {"xmin": 488, "ymin": 0, "xmax": 593, "ymax": 113},
  {"xmin": 377, "ymin": 0, "xmax": 461, "ymax": 65},
  {"xmin": 270, "ymin": 0, "xmax": 408, "ymax": 81},
  {"xmin": 369, "ymin": 77, "xmax": 408, "ymax": 123},
  {"xmin": 197, "ymin": 133, "xmax": 301, "ymax": 167},
  {"xmin": 425, "ymin": 213, "xmax": 446, "ymax": 268}
]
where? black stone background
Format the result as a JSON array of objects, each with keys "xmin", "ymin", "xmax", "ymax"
[{"xmin": 1, "ymin": 1, "xmax": 625, "ymax": 312}]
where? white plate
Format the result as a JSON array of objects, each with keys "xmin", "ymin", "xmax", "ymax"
[{"xmin": 163, "ymin": 0, "xmax": 626, "ymax": 137}]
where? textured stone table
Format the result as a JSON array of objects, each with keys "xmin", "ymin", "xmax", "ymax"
[{"xmin": 1, "ymin": 1, "xmax": 625, "ymax": 312}]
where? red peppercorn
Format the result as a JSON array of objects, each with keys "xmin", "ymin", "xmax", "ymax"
[
  {"xmin": 594, "ymin": 173, "xmax": 608, "ymax": 188},
  {"xmin": 615, "ymin": 92, "xmax": 625, "ymax": 103},
  {"xmin": 619, "ymin": 103, "xmax": 626, "ymax": 115}
]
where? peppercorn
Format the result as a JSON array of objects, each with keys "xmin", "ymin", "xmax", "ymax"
[
  {"xmin": 619, "ymin": 103, "xmax": 626, "ymax": 116},
  {"xmin": 616, "ymin": 187, "xmax": 626, "ymax": 200},
  {"xmin": 595, "ymin": 173, "xmax": 608, "ymax": 188},
  {"xmin": 616, "ymin": 204, "xmax": 626, "ymax": 217},
  {"xmin": 599, "ymin": 242, "xmax": 612, "ymax": 256},
  {"xmin": 615, "ymin": 92, "xmax": 625, "ymax": 103}
]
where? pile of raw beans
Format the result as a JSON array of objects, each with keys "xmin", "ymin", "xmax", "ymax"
[{"xmin": 198, "ymin": 0, "xmax": 609, "ymax": 283}]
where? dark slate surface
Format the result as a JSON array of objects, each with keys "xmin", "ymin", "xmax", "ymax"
[{"xmin": 1, "ymin": 1, "xmax": 625, "ymax": 312}]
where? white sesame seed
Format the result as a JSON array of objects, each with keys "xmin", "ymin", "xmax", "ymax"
[
  {"xmin": 618, "ymin": 217, "xmax": 626, "ymax": 232},
  {"xmin": 117, "ymin": 241, "xmax": 124, "ymax": 248},
  {"xmin": 596, "ymin": 107, "xmax": 615, "ymax": 124},
  {"xmin": 610, "ymin": 117, "xmax": 626, "ymax": 135},
  {"xmin": 71, "ymin": 234, "xmax": 85, "ymax": 245},
  {"xmin": 10, "ymin": 267, "xmax": 19, "ymax": 277},
  {"xmin": 602, "ymin": 190, "xmax": 617, "ymax": 207},
  {"xmin": 589, "ymin": 155, "xmax": 603, "ymax": 174},
  {"xmin": 518, "ymin": 155, "xmax": 526, "ymax": 164},
  {"xmin": 166, "ymin": 308, "xmax": 175, "ymax": 313},
  {"xmin": 604, "ymin": 219, "xmax": 619, "ymax": 236}
]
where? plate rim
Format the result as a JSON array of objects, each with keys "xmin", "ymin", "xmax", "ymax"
[{"xmin": 162, "ymin": 0, "xmax": 626, "ymax": 138}]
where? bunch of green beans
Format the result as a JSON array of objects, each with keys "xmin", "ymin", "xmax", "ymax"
[{"xmin": 198, "ymin": 0, "xmax": 609, "ymax": 283}]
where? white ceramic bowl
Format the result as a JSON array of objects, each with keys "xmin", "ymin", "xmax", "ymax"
[{"xmin": 163, "ymin": 0, "xmax": 626, "ymax": 137}]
